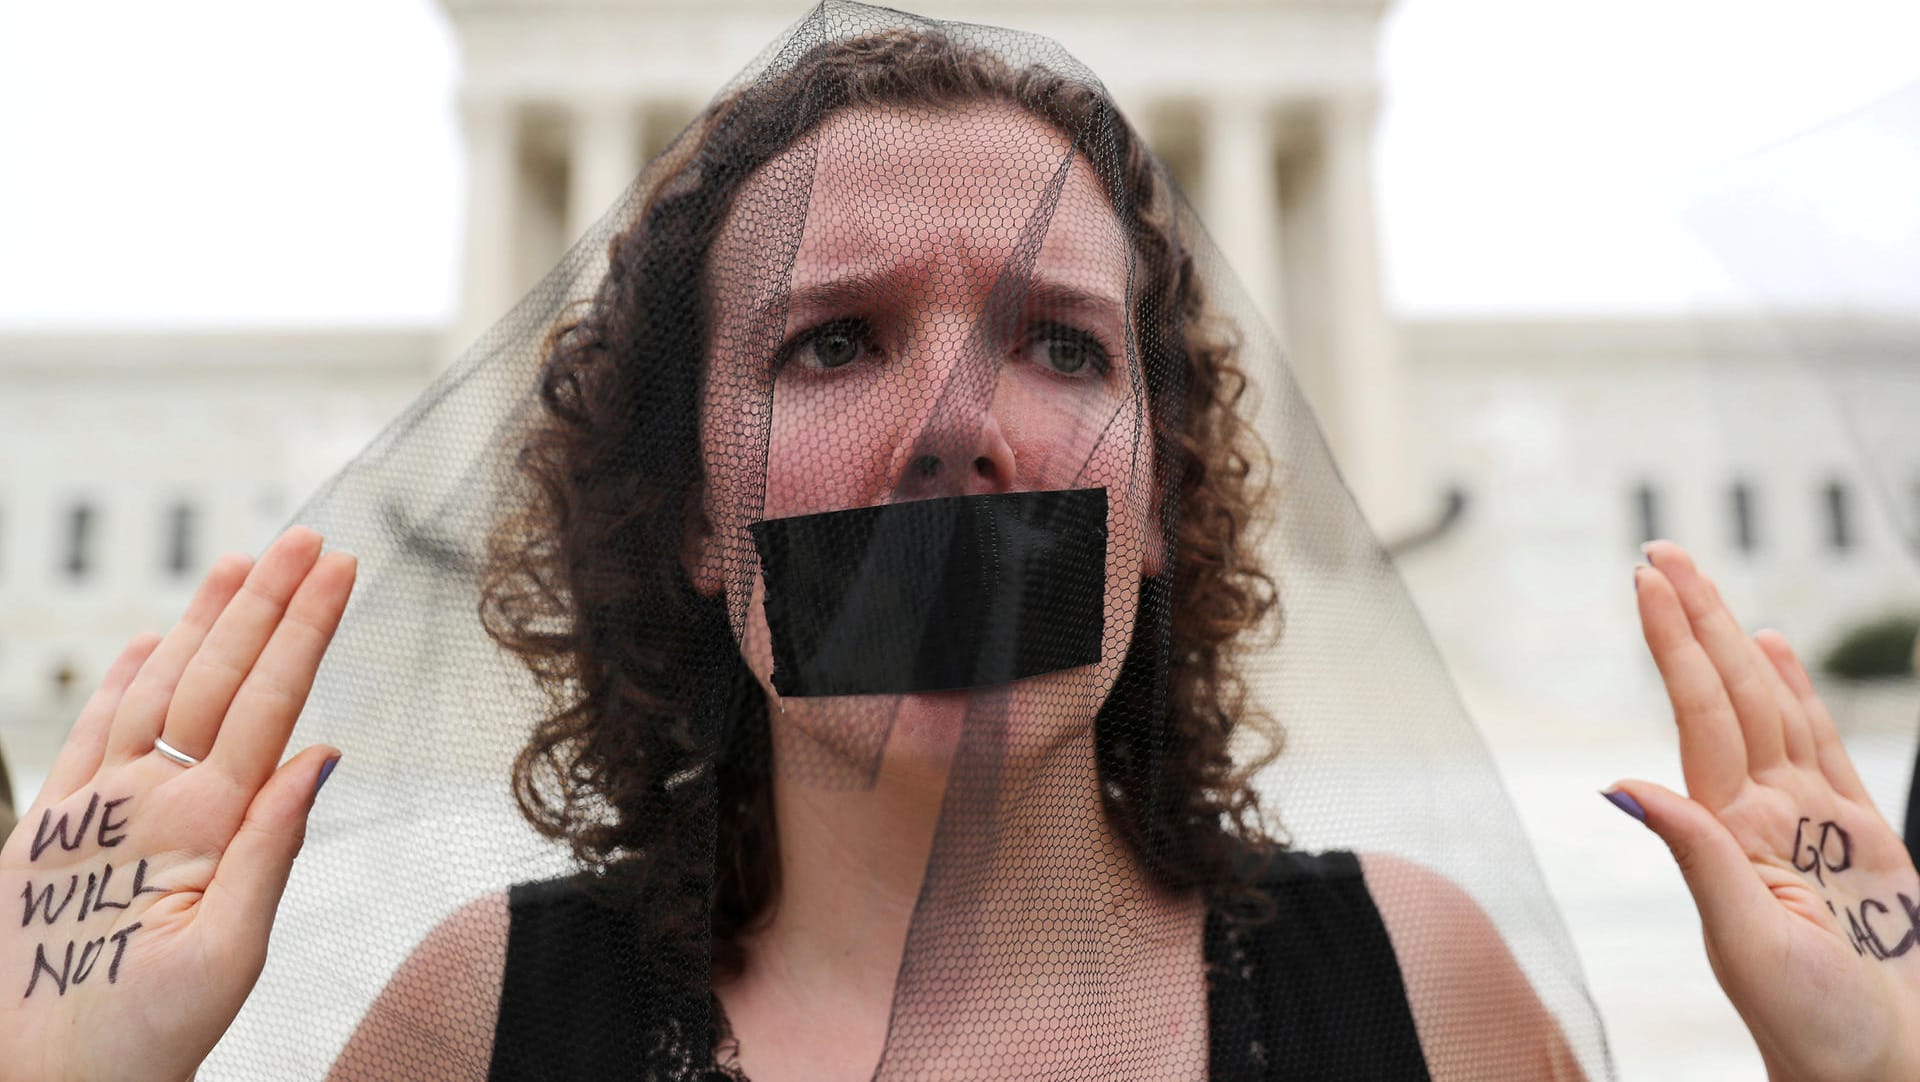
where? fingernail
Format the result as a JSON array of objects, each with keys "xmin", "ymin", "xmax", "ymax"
[
  {"xmin": 1633, "ymin": 564, "xmax": 1646, "ymax": 592},
  {"xmin": 315, "ymin": 757, "xmax": 340, "ymax": 798},
  {"xmin": 1602, "ymin": 789, "xmax": 1646, "ymax": 823}
]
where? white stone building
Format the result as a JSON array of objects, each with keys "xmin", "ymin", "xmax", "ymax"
[{"xmin": 0, "ymin": 330, "xmax": 435, "ymax": 778}]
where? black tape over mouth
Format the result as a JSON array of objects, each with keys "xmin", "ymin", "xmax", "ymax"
[{"xmin": 749, "ymin": 487, "xmax": 1108, "ymax": 697}]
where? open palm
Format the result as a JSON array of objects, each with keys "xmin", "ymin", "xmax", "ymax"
[
  {"xmin": 0, "ymin": 528, "xmax": 353, "ymax": 1082},
  {"xmin": 1616, "ymin": 542, "xmax": 1920, "ymax": 1081}
]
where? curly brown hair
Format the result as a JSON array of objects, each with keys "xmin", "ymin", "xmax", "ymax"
[{"xmin": 480, "ymin": 24, "xmax": 1281, "ymax": 979}]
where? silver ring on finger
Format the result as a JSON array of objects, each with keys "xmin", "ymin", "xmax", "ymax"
[{"xmin": 153, "ymin": 735, "xmax": 203, "ymax": 768}]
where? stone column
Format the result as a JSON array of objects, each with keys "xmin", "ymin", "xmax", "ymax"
[
  {"xmin": 1200, "ymin": 98, "xmax": 1285, "ymax": 336},
  {"xmin": 451, "ymin": 96, "xmax": 519, "ymax": 368},
  {"xmin": 1317, "ymin": 91, "xmax": 1407, "ymax": 532},
  {"xmin": 1199, "ymin": 96, "xmax": 1292, "ymax": 472},
  {"xmin": 565, "ymin": 98, "xmax": 645, "ymax": 246}
]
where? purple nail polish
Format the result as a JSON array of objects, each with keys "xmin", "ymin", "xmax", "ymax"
[
  {"xmin": 315, "ymin": 757, "xmax": 339, "ymax": 798},
  {"xmin": 1602, "ymin": 789, "xmax": 1645, "ymax": 823}
]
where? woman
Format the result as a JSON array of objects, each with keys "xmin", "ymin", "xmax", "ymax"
[
  {"xmin": 3, "ymin": 9, "xmax": 1917, "ymax": 1081},
  {"xmin": 344, "ymin": 27, "xmax": 1572, "ymax": 1080}
]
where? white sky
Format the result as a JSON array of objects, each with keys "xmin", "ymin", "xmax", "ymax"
[
  {"xmin": 1, "ymin": 0, "xmax": 1917, "ymax": 327},
  {"xmin": 1379, "ymin": 0, "xmax": 1920, "ymax": 315}
]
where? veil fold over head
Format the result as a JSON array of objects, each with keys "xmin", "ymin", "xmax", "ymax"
[{"xmin": 208, "ymin": 5, "xmax": 1612, "ymax": 1078}]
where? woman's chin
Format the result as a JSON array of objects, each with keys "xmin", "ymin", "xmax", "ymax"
[
  {"xmin": 896, "ymin": 681, "xmax": 1102, "ymax": 765},
  {"xmin": 769, "ymin": 675, "xmax": 1106, "ymax": 787},
  {"xmin": 880, "ymin": 690, "xmax": 974, "ymax": 768}
]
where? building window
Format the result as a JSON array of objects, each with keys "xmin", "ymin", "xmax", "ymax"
[
  {"xmin": 166, "ymin": 502, "xmax": 197, "ymax": 577},
  {"xmin": 64, "ymin": 503, "xmax": 96, "ymax": 579},
  {"xmin": 1824, "ymin": 480, "xmax": 1853, "ymax": 551},
  {"xmin": 1632, "ymin": 483, "xmax": 1661, "ymax": 547},
  {"xmin": 1729, "ymin": 481, "xmax": 1758, "ymax": 553}
]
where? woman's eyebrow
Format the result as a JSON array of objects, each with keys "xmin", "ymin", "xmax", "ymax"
[
  {"xmin": 753, "ymin": 269, "xmax": 895, "ymax": 333},
  {"xmin": 976, "ymin": 275, "xmax": 1126, "ymax": 342},
  {"xmin": 750, "ymin": 268, "xmax": 1125, "ymax": 335},
  {"xmin": 1019, "ymin": 280, "xmax": 1126, "ymax": 325}
]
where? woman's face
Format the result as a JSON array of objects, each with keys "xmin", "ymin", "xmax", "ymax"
[{"xmin": 696, "ymin": 102, "xmax": 1162, "ymax": 779}]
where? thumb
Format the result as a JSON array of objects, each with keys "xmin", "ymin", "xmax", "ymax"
[
  {"xmin": 1607, "ymin": 780, "xmax": 1776, "ymax": 932},
  {"xmin": 202, "ymin": 746, "xmax": 340, "ymax": 941}
]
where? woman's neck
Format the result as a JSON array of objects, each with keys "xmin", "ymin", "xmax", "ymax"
[
  {"xmin": 750, "ymin": 738, "xmax": 951, "ymax": 1006},
  {"xmin": 717, "ymin": 698, "xmax": 1205, "ymax": 1079}
]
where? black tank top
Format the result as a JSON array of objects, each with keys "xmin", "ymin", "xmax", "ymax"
[{"xmin": 488, "ymin": 850, "xmax": 1429, "ymax": 1080}]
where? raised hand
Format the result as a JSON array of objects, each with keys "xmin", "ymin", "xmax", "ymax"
[
  {"xmin": 1612, "ymin": 542, "xmax": 1920, "ymax": 1081},
  {"xmin": 0, "ymin": 527, "xmax": 355, "ymax": 1082}
]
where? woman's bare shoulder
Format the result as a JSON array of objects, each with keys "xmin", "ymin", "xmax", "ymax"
[
  {"xmin": 1356, "ymin": 852, "xmax": 1587, "ymax": 1082},
  {"xmin": 326, "ymin": 891, "xmax": 509, "ymax": 1082}
]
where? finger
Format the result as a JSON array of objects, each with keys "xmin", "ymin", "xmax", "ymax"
[
  {"xmin": 159, "ymin": 527, "xmax": 325, "ymax": 762},
  {"xmin": 1753, "ymin": 630, "xmax": 1816, "ymax": 770},
  {"xmin": 105, "ymin": 553, "xmax": 254, "ymax": 764},
  {"xmin": 207, "ymin": 551, "xmax": 357, "ymax": 792},
  {"xmin": 1636, "ymin": 562, "xmax": 1748, "ymax": 806},
  {"xmin": 35, "ymin": 633, "xmax": 163, "ymax": 808},
  {"xmin": 1608, "ymin": 779, "xmax": 1779, "ymax": 943},
  {"xmin": 199, "ymin": 746, "xmax": 339, "ymax": 972},
  {"xmin": 1754, "ymin": 630, "xmax": 1875, "ymax": 806},
  {"xmin": 1643, "ymin": 541, "xmax": 1786, "ymax": 773}
]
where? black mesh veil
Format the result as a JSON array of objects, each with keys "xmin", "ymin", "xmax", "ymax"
[{"xmin": 206, "ymin": 5, "xmax": 1612, "ymax": 1078}]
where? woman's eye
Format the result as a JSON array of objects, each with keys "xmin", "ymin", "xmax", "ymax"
[
  {"xmin": 782, "ymin": 318, "xmax": 874, "ymax": 371},
  {"xmin": 1026, "ymin": 325, "xmax": 1108, "ymax": 376},
  {"xmin": 810, "ymin": 328, "xmax": 862, "ymax": 369}
]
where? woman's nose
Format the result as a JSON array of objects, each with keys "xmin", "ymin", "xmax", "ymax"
[{"xmin": 894, "ymin": 409, "xmax": 1018, "ymax": 501}]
